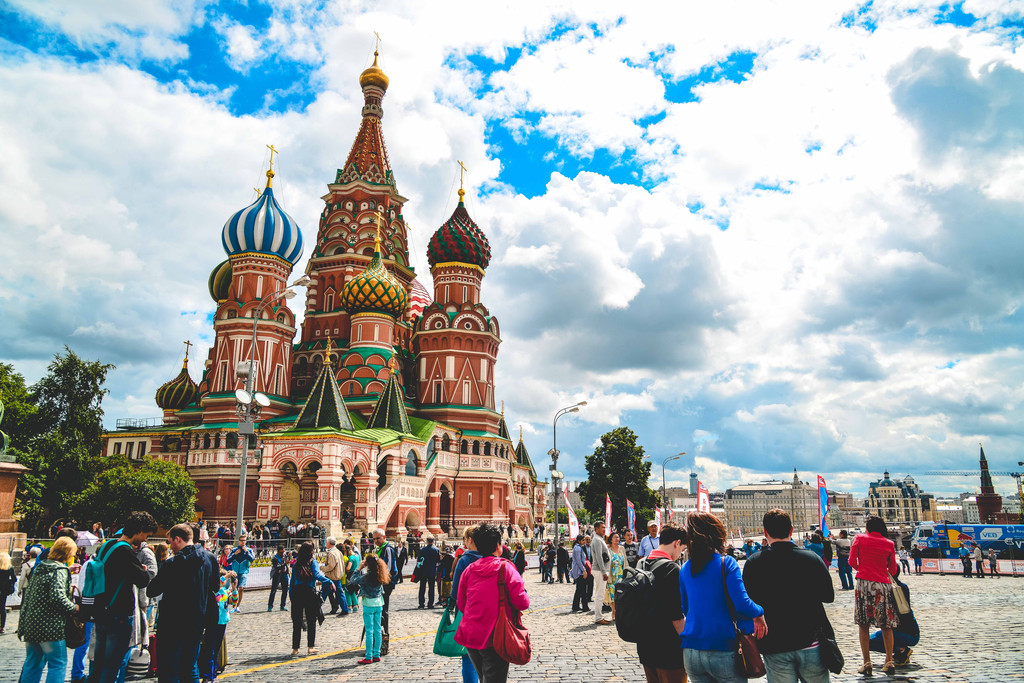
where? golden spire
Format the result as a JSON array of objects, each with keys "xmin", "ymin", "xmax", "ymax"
[
  {"xmin": 374, "ymin": 208, "xmax": 384, "ymax": 252},
  {"xmin": 388, "ymin": 354, "xmax": 399, "ymax": 376},
  {"xmin": 501, "ymin": 400, "xmax": 505, "ymax": 417},
  {"xmin": 518, "ymin": 426, "xmax": 523, "ymax": 443},
  {"xmin": 457, "ymin": 160, "xmax": 467, "ymax": 203},
  {"xmin": 265, "ymin": 144, "xmax": 278, "ymax": 188},
  {"xmin": 182, "ymin": 340, "xmax": 193, "ymax": 369},
  {"xmin": 325, "ymin": 337, "xmax": 334, "ymax": 364}
]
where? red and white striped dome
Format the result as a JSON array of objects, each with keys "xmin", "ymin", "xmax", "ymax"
[{"xmin": 407, "ymin": 277, "xmax": 433, "ymax": 319}]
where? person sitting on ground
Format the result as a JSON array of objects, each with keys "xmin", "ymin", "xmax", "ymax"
[
  {"xmin": 455, "ymin": 523, "xmax": 529, "ymax": 683},
  {"xmin": 869, "ymin": 567, "xmax": 918, "ymax": 667}
]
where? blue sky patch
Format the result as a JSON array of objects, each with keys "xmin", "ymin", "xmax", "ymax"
[
  {"xmin": 663, "ymin": 51, "xmax": 758, "ymax": 104},
  {"xmin": 934, "ymin": 3, "xmax": 979, "ymax": 28}
]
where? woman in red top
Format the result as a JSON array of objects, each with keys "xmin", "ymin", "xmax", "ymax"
[{"xmin": 849, "ymin": 516, "xmax": 899, "ymax": 676}]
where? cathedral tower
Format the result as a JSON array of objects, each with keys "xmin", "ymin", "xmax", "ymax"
[
  {"xmin": 200, "ymin": 164, "xmax": 303, "ymax": 422},
  {"xmin": 414, "ymin": 187, "xmax": 501, "ymax": 433}
]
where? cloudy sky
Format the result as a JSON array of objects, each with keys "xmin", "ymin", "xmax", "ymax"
[{"xmin": 2, "ymin": 1, "xmax": 1023, "ymax": 501}]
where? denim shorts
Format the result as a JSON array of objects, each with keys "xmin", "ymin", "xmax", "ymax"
[{"xmin": 236, "ymin": 572, "xmax": 249, "ymax": 587}]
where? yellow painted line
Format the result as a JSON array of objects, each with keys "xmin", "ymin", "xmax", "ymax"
[{"xmin": 219, "ymin": 603, "xmax": 570, "ymax": 678}]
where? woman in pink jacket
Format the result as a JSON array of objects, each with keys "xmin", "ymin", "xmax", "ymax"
[
  {"xmin": 849, "ymin": 515, "xmax": 900, "ymax": 676},
  {"xmin": 455, "ymin": 522, "xmax": 529, "ymax": 683}
]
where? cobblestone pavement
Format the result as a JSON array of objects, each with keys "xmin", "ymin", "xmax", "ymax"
[{"xmin": 1, "ymin": 571, "xmax": 1021, "ymax": 682}]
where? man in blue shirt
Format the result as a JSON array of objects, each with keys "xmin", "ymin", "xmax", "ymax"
[
  {"xmin": 638, "ymin": 520, "xmax": 659, "ymax": 558},
  {"xmin": 228, "ymin": 534, "xmax": 256, "ymax": 612}
]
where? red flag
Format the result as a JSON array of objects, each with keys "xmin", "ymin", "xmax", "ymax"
[{"xmin": 698, "ymin": 481, "xmax": 710, "ymax": 513}]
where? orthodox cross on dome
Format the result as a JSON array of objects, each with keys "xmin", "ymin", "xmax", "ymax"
[
  {"xmin": 501, "ymin": 400, "xmax": 505, "ymax": 417},
  {"xmin": 518, "ymin": 425, "xmax": 523, "ymax": 442},
  {"xmin": 252, "ymin": 186, "xmax": 262, "ymax": 199},
  {"xmin": 374, "ymin": 207, "xmax": 386, "ymax": 248},
  {"xmin": 183, "ymin": 340, "xmax": 193, "ymax": 362},
  {"xmin": 374, "ymin": 31, "xmax": 382, "ymax": 53},
  {"xmin": 265, "ymin": 144, "xmax": 278, "ymax": 187},
  {"xmin": 457, "ymin": 159, "xmax": 468, "ymax": 201}
]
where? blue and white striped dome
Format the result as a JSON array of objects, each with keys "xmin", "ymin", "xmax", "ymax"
[{"xmin": 221, "ymin": 175, "xmax": 303, "ymax": 264}]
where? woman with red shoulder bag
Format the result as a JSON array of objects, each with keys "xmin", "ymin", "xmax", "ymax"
[{"xmin": 455, "ymin": 522, "xmax": 530, "ymax": 682}]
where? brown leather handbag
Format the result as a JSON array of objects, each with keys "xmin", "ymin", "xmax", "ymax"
[
  {"xmin": 493, "ymin": 561, "xmax": 531, "ymax": 665},
  {"xmin": 721, "ymin": 558, "xmax": 766, "ymax": 678}
]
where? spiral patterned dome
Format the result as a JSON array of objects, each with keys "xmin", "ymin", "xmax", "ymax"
[
  {"xmin": 155, "ymin": 359, "xmax": 198, "ymax": 411},
  {"xmin": 427, "ymin": 190, "xmax": 491, "ymax": 269},
  {"xmin": 208, "ymin": 259, "xmax": 232, "ymax": 302},
  {"xmin": 221, "ymin": 171, "xmax": 303, "ymax": 264},
  {"xmin": 340, "ymin": 241, "xmax": 408, "ymax": 318}
]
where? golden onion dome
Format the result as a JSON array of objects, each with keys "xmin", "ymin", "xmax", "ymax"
[
  {"xmin": 155, "ymin": 357, "xmax": 198, "ymax": 411},
  {"xmin": 340, "ymin": 238, "xmax": 407, "ymax": 318},
  {"xmin": 359, "ymin": 50, "xmax": 389, "ymax": 91}
]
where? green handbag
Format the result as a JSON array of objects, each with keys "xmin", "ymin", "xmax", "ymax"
[{"xmin": 433, "ymin": 603, "xmax": 466, "ymax": 657}]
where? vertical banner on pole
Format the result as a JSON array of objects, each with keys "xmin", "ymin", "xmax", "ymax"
[
  {"xmin": 817, "ymin": 475, "xmax": 830, "ymax": 536},
  {"xmin": 564, "ymin": 483, "xmax": 580, "ymax": 539},
  {"xmin": 698, "ymin": 481, "xmax": 710, "ymax": 513},
  {"xmin": 667, "ymin": 507, "xmax": 674, "ymax": 521},
  {"xmin": 626, "ymin": 499, "xmax": 636, "ymax": 538},
  {"xmin": 654, "ymin": 507, "xmax": 662, "ymax": 529},
  {"xmin": 605, "ymin": 493, "xmax": 612, "ymax": 530}
]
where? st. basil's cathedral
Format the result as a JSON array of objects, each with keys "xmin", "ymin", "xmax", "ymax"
[{"xmin": 102, "ymin": 52, "xmax": 547, "ymax": 539}]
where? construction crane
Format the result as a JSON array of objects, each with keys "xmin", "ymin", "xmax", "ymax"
[{"xmin": 924, "ymin": 469, "xmax": 1024, "ymax": 523}]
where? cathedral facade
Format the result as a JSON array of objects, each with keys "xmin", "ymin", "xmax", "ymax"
[{"xmin": 102, "ymin": 52, "xmax": 547, "ymax": 538}]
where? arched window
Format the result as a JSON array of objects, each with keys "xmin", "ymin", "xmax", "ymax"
[
  {"xmin": 472, "ymin": 440, "xmax": 480, "ymax": 455},
  {"xmin": 405, "ymin": 451, "xmax": 417, "ymax": 476},
  {"xmin": 441, "ymin": 434, "xmax": 451, "ymax": 451},
  {"xmin": 203, "ymin": 434, "xmax": 211, "ymax": 449},
  {"xmin": 226, "ymin": 433, "xmax": 238, "ymax": 449},
  {"xmin": 483, "ymin": 442, "xmax": 491, "ymax": 456},
  {"xmin": 460, "ymin": 440, "xmax": 468, "ymax": 454}
]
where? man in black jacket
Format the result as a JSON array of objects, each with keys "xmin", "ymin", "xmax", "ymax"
[
  {"xmin": 147, "ymin": 523, "xmax": 217, "ymax": 682},
  {"xmin": 89, "ymin": 511, "xmax": 157, "ymax": 683},
  {"xmin": 743, "ymin": 509, "xmax": 835, "ymax": 683},
  {"xmin": 416, "ymin": 536, "xmax": 440, "ymax": 608}
]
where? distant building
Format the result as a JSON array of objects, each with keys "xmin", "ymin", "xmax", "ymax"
[
  {"xmin": 725, "ymin": 469, "xmax": 819, "ymax": 537},
  {"xmin": 866, "ymin": 472, "xmax": 936, "ymax": 524},
  {"xmin": 689, "ymin": 473, "xmax": 698, "ymax": 495},
  {"xmin": 935, "ymin": 504, "xmax": 964, "ymax": 524}
]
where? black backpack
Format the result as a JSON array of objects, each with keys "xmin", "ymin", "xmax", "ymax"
[{"xmin": 614, "ymin": 558, "xmax": 669, "ymax": 643}]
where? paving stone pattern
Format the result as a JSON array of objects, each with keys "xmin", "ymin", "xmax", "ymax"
[{"xmin": 0, "ymin": 569, "xmax": 1020, "ymax": 682}]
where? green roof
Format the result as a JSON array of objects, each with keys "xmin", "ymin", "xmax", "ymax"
[
  {"xmin": 366, "ymin": 372, "xmax": 411, "ymax": 434},
  {"xmin": 515, "ymin": 438, "xmax": 537, "ymax": 478},
  {"xmin": 294, "ymin": 359, "xmax": 354, "ymax": 431},
  {"xmin": 497, "ymin": 416, "xmax": 511, "ymax": 440}
]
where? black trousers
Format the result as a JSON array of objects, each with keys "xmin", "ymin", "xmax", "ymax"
[
  {"xmin": 268, "ymin": 573, "xmax": 288, "ymax": 608},
  {"xmin": 466, "ymin": 645, "xmax": 510, "ymax": 683},
  {"xmin": 381, "ymin": 582, "xmax": 394, "ymax": 637},
  {"xmin": 419, "ymin": 576, "xmax": 436, "ymax": 607},
  {"xmin": 572, "ymin": 576, "xmax": 590, "ymax": 610},
  {"xmin": 291, "ymin": 591, "xmax": 319, "ymax": 649}
]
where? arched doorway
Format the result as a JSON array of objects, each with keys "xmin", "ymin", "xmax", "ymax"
[
  {"xmin": 300, "ymin": 462, "xmax": 321, "ymax": 520},
  {"xmin": 339, "ymin": 469, "xmax": 357, "ymax": 523},
  {"xmin": 280, "ymin": 462, "xmax": 300, "ymax": 522},
  {"xmin": 404, "ymin": 509, "xmax": 420, "ymax": 531},
  {"xmin": 439, "ymin": 484, "xmax": 452, "ymax": 532}
]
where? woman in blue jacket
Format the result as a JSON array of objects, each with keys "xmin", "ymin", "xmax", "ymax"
[
  {"xmin": 289, "ymin": 541, "xmax": 332, "ymax": 656},
  {"xmin": 680, "ymin": 513, "xmax": 767, "ymax": 683}
]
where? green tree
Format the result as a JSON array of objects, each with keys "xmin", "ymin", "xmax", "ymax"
[
  {"xmin": 0, "ymin": 363, "xmax": 38, "ymax": 453},
  {"xmin": 544, "ymin": 509, "xmax": 569, "ymax": 524},
  {"xmin": 77, "ymin": 456, "xmax": 197, "ymax": 529},
  {"xmin": 15, "ymin": 347, "xmax": 114, "ymax": 534},
  {"xmin": 575, "ymin": 427, "xmax": 659, "ymax": 530}
]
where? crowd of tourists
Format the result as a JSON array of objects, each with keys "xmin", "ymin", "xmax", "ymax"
[{"xmin": 7, "ymin": 507, "xmax": 930, "ymax": 683}]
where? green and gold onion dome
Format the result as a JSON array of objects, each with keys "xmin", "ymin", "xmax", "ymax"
[
  {"xmin": 208, "ymin": 259, "xmax": 232, "ymax": 302},
  {"xmin": 155, "ymin": 357, "xmax": 198, "ymax": 411},
  {"xmin": 427, "ymin": 189, "xmax": 491, "ymax": 269},
  {"xmin": 340, "ymin": 235, "xmax": 408, "ymax": 318}
]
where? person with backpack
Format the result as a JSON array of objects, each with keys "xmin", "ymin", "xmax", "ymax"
[
  {"xmin": 351, "ymin": 551, "xmax": 391, "ymax": 664},
  {"xmin": 88, "ymin": 511, "xmax": 157, "ymax": 683},
  {"xmin": 268, "ymin": 545, "xmax": 290, "ymax": 612},
  {"xmin": 372, "ymin": 530, "xmax": 398, "ymax": 653},
  {"xmin": 17, "ymin": 536, "xmax": 80, "ymax": 683},
  {"xmin": 288, "ymin": 541, "xmax": 332, "ymax": 656},
  {"xmin": 619, "ymin": 521, "xmax": 688, "ymax": 683},
  {"xmin": 455, "ymin": 523, "xmax": 530, "ymax": 683},
  {"xmin": 742, "ymin": 509, "xmax": 834, "ymax": 683},
  {"xmin": 146, "ymin": 523, "xmax": 216, "ymax": 683},
  {"xmin": 199, "ymin": 570, "xmax": 237, "ymax": 682}
]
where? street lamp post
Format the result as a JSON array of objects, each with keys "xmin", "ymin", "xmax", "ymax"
[
  {"xmin": 662, "ymin": 452, "xmax": 685, "ymax": 511},
  {"xmin": 233, "ymin": 275, "xmax": 312, "ymax": 535},
  {"xmin": 549, "ymin": 401, "xmax": 587, "ymax": 545}
]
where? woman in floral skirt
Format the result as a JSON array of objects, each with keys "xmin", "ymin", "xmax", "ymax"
[
  {"xmin": 605, "ymin": 532, "xmax": 625, "ymax": 621},
  {"xmin": 849, "ymin": 515, "xmax": 900, "ymax": 676}
]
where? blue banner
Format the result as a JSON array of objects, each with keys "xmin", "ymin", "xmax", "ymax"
[{"xmin": 817, "ymin": 475, "xmax": 830, "ymax": 536}]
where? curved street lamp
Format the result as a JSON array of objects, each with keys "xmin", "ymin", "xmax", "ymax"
[
  {"xmin": 234, "ymin": 276, "xmax": 310, "ymax": 535},
  {"xmin": 549, "ymin": 401, "xmax": 587, "ymax": 544},
  {"xmin": 662, "ymin": 452, "xmax": 685, "ymax": 511}
]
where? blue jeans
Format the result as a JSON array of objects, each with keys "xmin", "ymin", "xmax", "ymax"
[
  {"xmin": 159, "ymin": 632, "xmax": 202, "ymax": 683},
  {"xmin": 21, "ymin": 640, "xmax": 68, "ymax": 683},
  {"xmin": 72, "ymin": 621, "xmax": 94, "ymax": 680},
  {"xmin": 763, "ymin": 647, "xmax": 830, "ymax": 683},
  {"xmin": 89, "ymin": 613, "xmax": 133, "ymax": 683},
  {"xmin": 199, "ymin": 623, "xmax": 226, "ymax": 680},
  {"xmin": 362, "ymin": 605, "xmax": 383, "ymax": 659},
  {"xmin": 684, "ymin": 648, "xmax": 746, "ymax": 683},
  {"xmin": 461, "ymin": 653, "xmax": 479, "ymax": 683},
  {"xmin": 837, "ymin": 557, "xmax": 853, "ymax": 590},
  {"xmin": 870, "ymin": 629, "xmax": 918, "ymax": 653}
]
